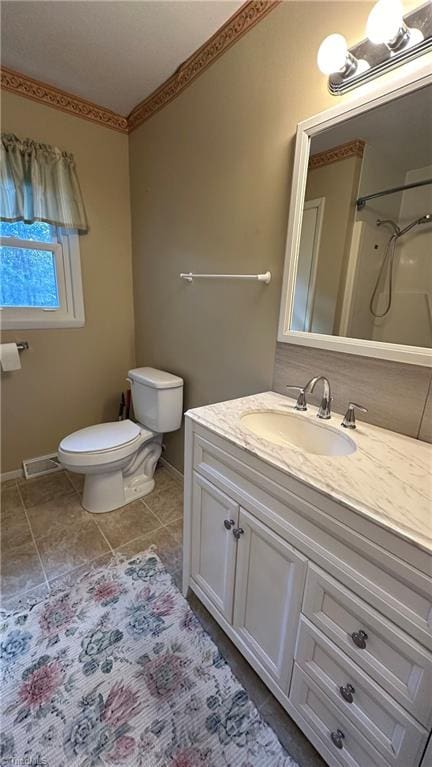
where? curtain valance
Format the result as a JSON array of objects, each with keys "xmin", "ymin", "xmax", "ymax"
[{"xmin": 0, "ymin": 133, "xmax": 88, "ymax": 233}]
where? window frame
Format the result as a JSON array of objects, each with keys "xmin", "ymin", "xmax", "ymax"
[{"xmin": 0, "ymin": 227, "xmax": 85, "ymax": 329}]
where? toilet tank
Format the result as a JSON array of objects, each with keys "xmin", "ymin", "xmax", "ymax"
[{"xmin": 127, "ymin": 367, "xmax": 183, "ymax": 433}]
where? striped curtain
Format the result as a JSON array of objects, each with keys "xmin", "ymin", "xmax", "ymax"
[{"xmin": 0, "ymin": 133, "xmax": 88, "ymax": 233}]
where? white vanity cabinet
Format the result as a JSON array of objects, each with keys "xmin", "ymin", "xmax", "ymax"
[
  {"xmin": 190, "ymin": 471, "xmax": 307, "ymax": 687},
  {"xmin": 183, "ymin": 415, "xmax": 432, "ymax": 767},
  {"xmin": 232, "ymin": 508, "xmax": 307, "ymax": 688},
  {"xmin": 190, "ymin": 473, "xmax": 238, "ymax": 621}
]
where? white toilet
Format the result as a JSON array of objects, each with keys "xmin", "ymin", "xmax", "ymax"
[{"xmin": 58, "ymin": 367, "xmax": 183, "ymax": 513}]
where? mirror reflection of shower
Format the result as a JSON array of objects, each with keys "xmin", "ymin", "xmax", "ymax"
[
  {"xmin": 370, "ymin": 214, "xmax": 432, "ymax": 318},
  {"xmin": 351, "ymin": 175, "xmax": 432, "ymax": 349},
  {"xmin": 291, "ymin": 84, "xmax": 432, "ymax": 349}
]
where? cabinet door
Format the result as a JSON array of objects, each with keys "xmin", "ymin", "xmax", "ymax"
[
  {"xmin": 233, "ymin": 507, "xmax": 307, "ymax": 688},
  {"xmin": 191, "ymin": 472, "xmax": 239, "ymax": 621}
]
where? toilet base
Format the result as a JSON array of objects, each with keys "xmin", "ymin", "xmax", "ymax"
[
  {"xmin": 82, "ymin": 465, "xmax": 157, "ymax": 514},
  {"xmin": 82, "ymin": 469, "xmax": 125, "ymax": 513},
  {"xmin": 124, "ymin": 474, "xmax": 155, "ymax": 504},
  {"xmin": 72, "ymin": 435, "xmax": 163, "ymax": 514}
]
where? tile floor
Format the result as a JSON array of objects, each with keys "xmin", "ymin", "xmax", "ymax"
[
  {"xmin": 0, "ymin": 465, "xmax": 183, "ymax": 608},
  {"xmin": 0, "ymin": 464, "xmax": 325, "ymax": 767}
]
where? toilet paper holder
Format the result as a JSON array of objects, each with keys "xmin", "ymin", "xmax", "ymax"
[{"xmin": 16, "ymin": 341, "xmax": 29, "ymax": 352}]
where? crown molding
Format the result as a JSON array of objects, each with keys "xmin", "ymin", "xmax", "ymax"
[
  {"xmin": 1, "ymin": 67, "xmax": 129, "ymax": 133},
  {"xmin": 128, "ymin": 0, "xmax": 281, "ymax": 131},
  {"xmin": 308, "ymin": 139, "xmax": 365, "ymax": 170},
  {"xmin": 1, "ymin": 1, "xmax": 280, "ymax": 134}
]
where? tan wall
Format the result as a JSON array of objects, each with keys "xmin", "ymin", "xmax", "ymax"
[
  {"xmin": 305, "ymin": 155, "xmax": 362, "ymax": 334},
  {"xmin": 1, "ymin": 92, "xmax": 135, "ymax": 472},
  {"xmin": 129, "ymin": 1, "xmax": 381, "ymax": 471},
  {"xmin": 3, "ymin": 0, "xmax": 426, "ymax": 473}
]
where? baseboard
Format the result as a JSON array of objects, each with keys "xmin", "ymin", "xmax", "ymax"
[
  {"xmin": 1, "ymin": 467, "xmax": 24, "ymax": 482},
  {"xmin": 2, "ymin": 456, "xmax": 183, "ymax": 484},
  {"xmin": 159, "ymin": 456, "xmax": 183, "ymax": 483}
]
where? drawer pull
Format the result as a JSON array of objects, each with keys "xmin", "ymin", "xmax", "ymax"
[
  {"xmin": 330, "ymin": 729, "xmax": 345, "ymax": 749},
  {"xmin": 233, "ymin": 527, "xmax": 244, "ymax": 540},
  {"xmin": 224, "ymin": 519, "xmax": 235, "ymax": 530},
  {"xmin": 351, "ymin": 629, "xmax": 368, "ymax": 649},
  {"xmin": 339, "ymin": 683, "xmax": 355, "ymax": 703}
]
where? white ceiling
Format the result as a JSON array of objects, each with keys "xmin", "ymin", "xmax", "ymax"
[{"xmin": 1, "ymin": 0, "xmax": 243, "ymax": 115}]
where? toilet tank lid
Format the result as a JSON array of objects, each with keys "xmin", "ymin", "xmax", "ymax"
[{"xmin": 128, "ymin": 367, "xmax": 183, "ymax": 390}]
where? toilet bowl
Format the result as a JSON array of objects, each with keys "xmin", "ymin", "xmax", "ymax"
[{"xmin": 58, "ymin": 367, "xmax": 183, "ymax": 513}]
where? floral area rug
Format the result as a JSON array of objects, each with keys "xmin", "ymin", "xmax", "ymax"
[{"xmin": 1, "ymin": 549, "xmax": 297, "ymax": 767}]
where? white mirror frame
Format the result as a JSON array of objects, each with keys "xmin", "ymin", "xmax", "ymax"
[{"xmin": 278, "ymin": 61, "xmax": 432, "ymax": 367}]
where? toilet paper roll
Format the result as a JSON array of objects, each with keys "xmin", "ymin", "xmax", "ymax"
[{"xmin": 0, "ymin": 343, "xmax": 22, "ymax": 372}]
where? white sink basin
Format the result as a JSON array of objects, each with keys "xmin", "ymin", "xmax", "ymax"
[{"xmin": 240, "ymin": 411, "xmax": 356, "ymax": 457}]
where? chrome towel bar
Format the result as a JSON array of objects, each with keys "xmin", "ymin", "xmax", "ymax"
[
  {"xmin": 16, "ymin": 341, "xmax": 29, "ymax": 351},
  {"xmin": 180, "ymin": 271, "xmax": 271, "ymax": 284}
]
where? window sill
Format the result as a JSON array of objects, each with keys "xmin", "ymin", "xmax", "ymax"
[{"xmin": 1, "ymin": 317, "xmax": 85, "ymax": 329}]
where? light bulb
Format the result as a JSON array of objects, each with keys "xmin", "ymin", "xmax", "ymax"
[
  {"xmin": 366, "ymin": 0, "xmax": 404, "ymax": 45},
  {"xmin": 405, "ymin": 27, "xmax": 424, "ymax": 46},
  {"xmin": 317, "ymin": 34, "xmax": 350, "ymax": 75}
]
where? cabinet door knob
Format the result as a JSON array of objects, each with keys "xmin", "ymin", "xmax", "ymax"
[
  {"xmin": 224, "ymin": 519, "xmax": 235, "ymax": 530},
  {"xmin": 340, "ymin": 683, "xmax": 355, "ymax": 703},
  {"xmin": 330, "ymin": 729, "xmax": 345, "ymax": 749},
  {"xmin": 351, "ymin": 630, "xmax": 368, "ymax": 649},
  {"xmin": 233, "ymin": 527, "xmax": 244, "ymax": 540}
]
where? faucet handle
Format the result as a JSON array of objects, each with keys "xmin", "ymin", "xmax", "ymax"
[
  {"xmin": 342, "ymin": 402, "xmax": 368, "ymax": 429},
  {"xmin": 286, "ymin": 386, "xmax": 307, "ymax": 411}
]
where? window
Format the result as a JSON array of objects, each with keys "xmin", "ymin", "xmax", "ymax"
[{"xmin": 0, "ymin": 221, "xmax": 84, "ymax": 328}]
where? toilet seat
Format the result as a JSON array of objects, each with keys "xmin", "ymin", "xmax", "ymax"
[{"xmin": 58, "ymin": 420, "xmax": 152, "ymax": 468}]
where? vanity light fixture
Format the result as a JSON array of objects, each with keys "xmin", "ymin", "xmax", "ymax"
[
  {"xmin": 317, "ymin": 34, "xmax": 358, "ymax": 77},
  {"xmin": 318, "ymin": 0, "xmax": 431, "ymax": 94},
  {"xmin": 366, "ymin": 0, "xmax": 422, "ymax": 50}
]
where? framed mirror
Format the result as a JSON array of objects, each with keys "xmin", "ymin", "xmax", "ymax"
[{"xmin": 278, "ymin": 64, "xmax": 432, "ymax": 367}]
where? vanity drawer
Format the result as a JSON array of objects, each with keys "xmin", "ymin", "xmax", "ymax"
[
  {"xmin": 302, "ymin": 564, "xmax": 432, "ymax": 727},
  {"xmin": 295, "ymin": 617, "xmax": 428, "ymax": 766},
  {"xmin": 289, "ymin": 664, "xmax": 390, "ymax": 767},
  {"xmin": 192, "ymin": 430, "xmax": 432, "ymax": 649}
]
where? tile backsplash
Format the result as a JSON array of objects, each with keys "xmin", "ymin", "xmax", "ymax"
[{"xmin": 273, "ymin": 343, "xmax": 431, "ymax": 442}]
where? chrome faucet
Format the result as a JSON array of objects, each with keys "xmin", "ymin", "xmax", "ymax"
[
  {"xmin": 287, "ymin": 376, "xmax": 332, "ymax": 419},
  {"xmin": 306, "ymin": 376, "xmax": 332, "ymax": 419}
]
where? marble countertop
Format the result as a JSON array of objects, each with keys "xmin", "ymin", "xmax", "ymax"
[{"xmin": 186, "ymin": 391, "xmax": 432, "ymax": 554}]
